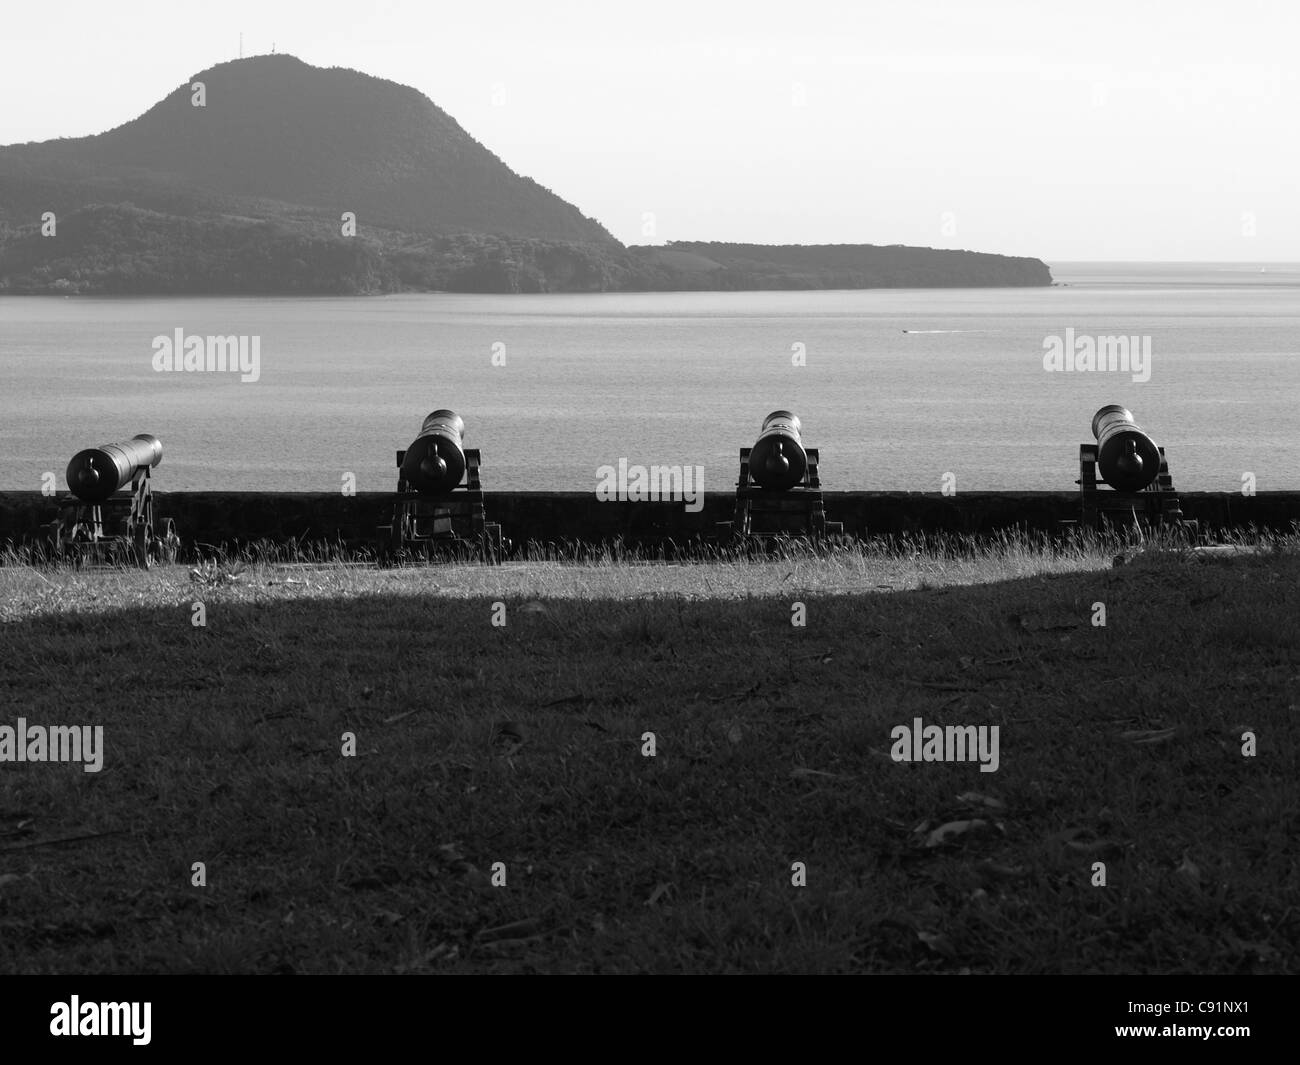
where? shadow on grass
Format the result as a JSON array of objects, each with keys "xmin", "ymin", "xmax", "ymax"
[{"xmin": 0, "ymin": 553, "xmax": 1296, "ymax": 974}]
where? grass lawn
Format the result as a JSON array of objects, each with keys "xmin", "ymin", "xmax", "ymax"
[{"xmin": 0, "ymin": 534, "xmax": 1296, "ymax": 973}]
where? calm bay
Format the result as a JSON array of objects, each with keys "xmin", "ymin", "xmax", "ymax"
[{"xmin": 2, "ymin": 262, "xmax": 1296, "ymax": 494}]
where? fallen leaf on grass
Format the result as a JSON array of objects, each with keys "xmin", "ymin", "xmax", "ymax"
[
  {"xmin": 491, "ymin": 721, "xmax": 526, "ymax": 754},
  {"xmin": 917, "ymin": 930, "xmax": 957, "ymax": 957},
  {"xmin": 645, "ymin": 882, "xmax": 674, "ymax": 907},
  {"xmin": 434, "ymin": 843, "xmax": 478, "ymax": 877},
  {"xmin": 1174, "ymin": 855, "xmax": 1201, "ymax": 886},
  {"xmin": 976, "ymin": 860, "xmax": 1028, "ymax": 882},
  {"xmin": 1224, "ymin": 935, "xmax": 1275, "ymax": 961},
  {"xmin": 924, "ymin": 820, "xmax": 989, "ymax": 847}
]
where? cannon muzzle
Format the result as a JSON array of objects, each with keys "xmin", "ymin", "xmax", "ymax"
[
  {"xmin": 400, "ymin": 410, "xmax": 468, "ymax": 494},
  {"xmin": 749, "ymin": 410, "xmax": 808, "ymax": 490},
  {"xmin": 65, "ymin": 434, "xmax": 163, "ymax": 503},
  {"xmin": 1092, "ymin": 405, "xmax": 1161, "ymax": 492}
]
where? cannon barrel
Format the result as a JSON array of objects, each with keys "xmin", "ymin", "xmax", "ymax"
[
  {"xmin": 748, "ymin": 410, "xmax": 808, "ymax": 490},
  {"xmin": 65, "ymin": 434, "xmax": 163, "ymax": 503},
  {"xmin": 399, "ymin": 409, "xmax": 468, "ymax": 494},
  {"xmin": 1092, "ymin": 405, "xmax": 1161, "ymax": 492}
]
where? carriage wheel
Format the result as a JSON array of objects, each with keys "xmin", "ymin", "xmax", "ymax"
[{"xmin": 133, "ymin": 524, "xmax": 152, "ymax": 569}]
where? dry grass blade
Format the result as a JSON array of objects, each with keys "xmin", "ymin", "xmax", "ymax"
[
  {"xmin": 0, "ymin": 829, "xmax": 128, "ymax": 854},
  {"xmin": 790, "ymin": 766, "xmax": 854, "ymax": 781},
  {"xmin": 1118, "ymin": 727, "xmax": 1177, "ymax": 744}
]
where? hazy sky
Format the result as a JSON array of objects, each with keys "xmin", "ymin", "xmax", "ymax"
[{"xmin": 2, "ymin": 0, "xmax": 1295, "ymax": 259}]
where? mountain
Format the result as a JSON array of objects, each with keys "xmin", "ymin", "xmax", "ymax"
[
  {"xmin": 0, "ymin": 55, "xmax": 1052, "ymax": 294},
  {"xmin": 0, "ymin": 54, "xmax": 614, "ymax": 245}
]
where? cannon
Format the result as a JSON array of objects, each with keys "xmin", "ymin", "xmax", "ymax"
[
  {"xmin": 1077, "ymin": 405, "xmax": 1183, "ymax": 531},
  {"xmin": 748, "ymin": 410, "xmax": 808, "ymax": 490},
  {"xmin": 398, "ymin": 410, "xmax": 469, "ymax": 495},
  {"xmin": 717, "ymin": 410, "xmax": 842, "ymax": 545},
  {"xmin": 1091, "ymin": 405, "xmax": 1162, "ymax": 493},
  {"xmin": 67, "ymin": 434, "xmax": 163, "ymax": 503},
  {"xmin": 45, "ymin": 433, "xmax": 178, "ymax": 567},
  {"xmin": 378, "ymin": 409, "xmax": 503, "ymax": 563}
]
